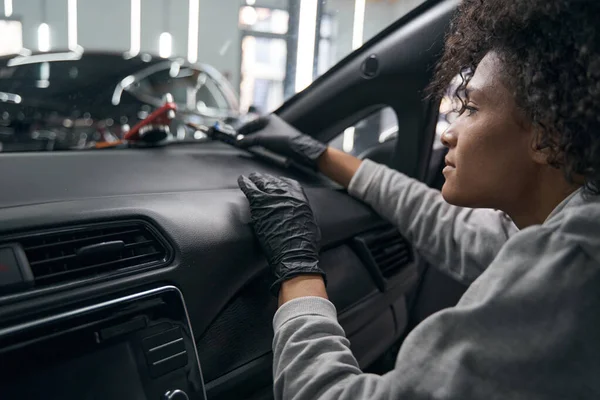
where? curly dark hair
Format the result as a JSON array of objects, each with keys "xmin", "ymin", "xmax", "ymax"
[{"xmin": 429, "ymin": 0, "xmax": 600, "ymax": 194}]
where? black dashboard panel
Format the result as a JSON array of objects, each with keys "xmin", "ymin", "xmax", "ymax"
[
  {"xmin": 0, "ymin": 286, "xmax": 207, "ymax": 400},
  {"xmin": 0, "ymin": 142, "xmax": 329, "ymax": 208},
  {"xmin": 0, "ymin": 144, "xmax": 414, "ymax": 394}
]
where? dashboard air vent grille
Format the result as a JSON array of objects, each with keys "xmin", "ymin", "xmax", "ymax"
[
  {"xmin": 17, "ymin": 221, "xmax": 171, "ymax": 285},
  {"xmin": 360, "ymin": 227, "xmax": 413, "ymax": 278}
]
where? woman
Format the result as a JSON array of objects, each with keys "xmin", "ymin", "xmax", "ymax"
[{"xmin": 237, "ymin": 0, "xmax": 600, "ymax": 398}]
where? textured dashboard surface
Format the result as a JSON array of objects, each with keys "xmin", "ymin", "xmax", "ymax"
[
  {"xmin": 0, "ymin": 144, "xmax": 405, "ymax": 388},
  {"xmin": 0, "ymin": 142, "xmax": 329, "ymax": 208}
]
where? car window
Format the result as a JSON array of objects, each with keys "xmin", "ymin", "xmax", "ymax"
[
  {"xmin": 433, "ymin": 73, "xmax": 462, "ymax": 146},
  {"xmin": 329, "ymin": 107, "xmax": 398, "ymax": 157},
  {"xmin": 0, "ymin": 0, "xmax": 428, "ymax": 152},
  {"xmin": 240, "ymin": 0, "xmax": 428, "ymax": 113},
  {"xmin": 329, "ymin": 86, "xmax": 458, "ymax": 159}
]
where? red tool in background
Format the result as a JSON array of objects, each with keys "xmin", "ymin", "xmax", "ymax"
[
  {"xmin": 123, "ymin": 94, "xmax": 177, "ymax": 143},
  {"xmin": 95, "ymin": 94, "xmax": 176, "ymax": 149}
]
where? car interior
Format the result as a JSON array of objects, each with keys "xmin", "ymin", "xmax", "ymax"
[{"xmin": 0, "ymin": 0, "xmax": 471, "ymax": 399}]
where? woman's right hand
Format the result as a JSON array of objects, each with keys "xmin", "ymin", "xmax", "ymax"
[
  {"xmin": 237, "ymin": 114, "xmax": 363, "ymax": 188},
  {"xmin": 236, "ymin": 114, "xmax": 328, "ymax": 170}
]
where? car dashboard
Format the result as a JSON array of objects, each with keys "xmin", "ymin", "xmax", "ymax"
[{"xmin": 0, "ymin": 142, "xmax": 418, "ymax": 399}]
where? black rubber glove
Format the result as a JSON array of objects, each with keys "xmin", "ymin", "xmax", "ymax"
[
  {"xmin": 237, "ymin": 172, "xmax": 326, "ymax": 295},
  {"xmin": 236, "ymin": 114, "xmax": 327, "ymax": 170}
]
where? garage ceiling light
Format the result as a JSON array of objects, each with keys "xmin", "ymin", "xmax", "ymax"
[
  {"xmin": 295, "ymin": 0, "xmax": 318, "ymax": 92},
  {"xmin": 37, "ymin": 23, "xmax": 50, "ymax": 52},
  {"xmin": 130, "ymin": 0, "xmax": 141, "ymax": 57},
  {"xmin": 159, "ymin": 32, "xmax": 172, "ymax": 58},
  {"xmin": 352, "ymin": 0, "xmax": 365, "ymax": 50},
  {"xmin": 68, "ymin": 0, "xmax": 77, "ymax": 50},
  {"xmin": 4, "ymin": 0, "xmax": 12, "ymax": 17},
  {"xmin": 187, "ymin": 0, "xmax": 199, "ymax": 63}
]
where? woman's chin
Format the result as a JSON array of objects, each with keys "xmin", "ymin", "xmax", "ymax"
[
  {"xmin": 442, "ymin": 181, "xmax": 487, "ymax": 208},
  {"xmin": 441, "ymin": 182, "xmax": 468, "ymax": 207}
]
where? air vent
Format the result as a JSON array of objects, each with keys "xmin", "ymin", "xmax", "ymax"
[
  {"xmin": 13, "ymin": 221, "xmax": 172, "ymax": 286},
  {"xmin": 353, "ymin": 226, "xmax": 413, "ymax": 286},
  {"xmin": 365, "ymin": 228, "xmax": 413, "ymax": 278}
]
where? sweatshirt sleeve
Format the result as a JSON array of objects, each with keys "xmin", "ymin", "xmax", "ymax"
[
  {"xmin": 348, "ymin": 159, "xmax": 518, "ymax": 283},
  {"xmin": 273, "ymin": 227, "xmax": 600, "ymax": 400},
  {"xmin": 272, "ymin": 297, "xmax": 385, "ymax": 400}
]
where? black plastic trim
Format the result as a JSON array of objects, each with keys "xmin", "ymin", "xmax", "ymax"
[
  {"xmin": 0, "ymin": 219, "xmax": 175, "ymax": 299},
  {"xmin": 0, "ymin": 243, "xmax": 34, "ymax": 291},
  {"xmin": 351, "ymin": 226, "xmax": 415, "ymax": 291},
  {"xmin": 205, "ymin": 352, "xmax": 273, "ymax": 400},
  {"xmin": 0, "ymin": 285, "xmax": 208, "ymax": 400},
  {"xmin": 361, "ymin": 54, "xmax": 380, "ymax": 79}
]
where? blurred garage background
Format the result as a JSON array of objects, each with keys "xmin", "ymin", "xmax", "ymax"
[{"xmin": 0, "ymin": 0, "xmax": 448, "ymax": 155}]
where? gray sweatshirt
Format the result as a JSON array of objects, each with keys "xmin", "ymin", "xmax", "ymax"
[{"xmin": 272, "ymin": 159, "xmax": 600, "ymax": 400}]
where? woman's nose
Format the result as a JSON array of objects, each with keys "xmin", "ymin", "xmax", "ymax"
[{"xmin": 440, "ymin": 129, "xmax": 457, "ymax": 149}]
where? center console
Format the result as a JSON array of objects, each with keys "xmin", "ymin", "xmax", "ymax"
[{"xmin": 0, "ymin": 286, "xmax": 207, "ymax": 400}]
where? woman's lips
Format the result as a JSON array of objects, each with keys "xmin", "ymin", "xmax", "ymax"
[{"xmin": 443, "ymin": 158, "xmax": 456, "ymax": 174}]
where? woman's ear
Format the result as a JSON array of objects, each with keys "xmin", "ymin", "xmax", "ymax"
[
  {"xmin": 529, "ymin": 126, "xmax": 559, "ymax": 165},
  {"xmin": 530, "ymin": 145, "xmax": 554, "ymax": 165}
]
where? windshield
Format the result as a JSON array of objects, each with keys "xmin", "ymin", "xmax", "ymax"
[{"xmin": 0, "ymin": 0, "xmax": 427, "ymax": 152}]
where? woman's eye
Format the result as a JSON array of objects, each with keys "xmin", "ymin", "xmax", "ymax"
[{"xmin": 464, "ymin": 105, "xmax": 478, "ymax": 116}]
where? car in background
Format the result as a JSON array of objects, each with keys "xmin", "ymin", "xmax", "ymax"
[{"xmin": 0, "ymin": 49, "xmax": 244, "ymax": 152}]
